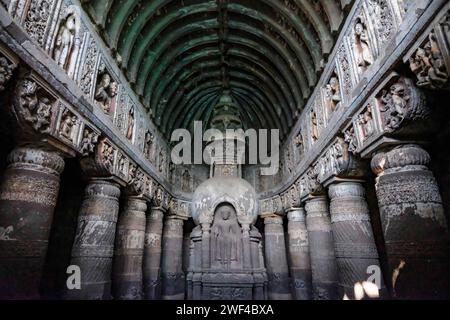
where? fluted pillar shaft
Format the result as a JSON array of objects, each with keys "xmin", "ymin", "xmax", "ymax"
[
  {"xmin": 305, "ymin": 196, "xmax": 339, "ymax": 300},
  {"xmin": 66, "ymin": 179, "xmax": 121, "ymax": 300},
  {"xmin": 328, "ymin": 181, "xmax": 384, "ymax": 298},
  {"xmin": 372, "ymin": 144, "xmax": 449, "ymax": 299},
  {"xmin": 161, "ymin": 216, "xmax": 185, "ymax": 300},
  {"xmin": 112, "ymin": 197, "xmax": 147, "ymax": 300},
  {"xmin": 0, "ymin": 146, "xmax": 64, "ymax": 299},
  {"xmin": 287, "ymin": 208, "xmax": 312, "ymax": 300},
  {"xmin": 263, "ymin": 215, "xmax": 292, "ymax": 300},
  {"xmin": 143, "ymin": 207, "xmax": 164, "ymax": 300}
]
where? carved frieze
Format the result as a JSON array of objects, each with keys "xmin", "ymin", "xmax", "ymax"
[
  {"xmin": 408, "ymin": 21, "xmax": 450, "ymax": 90},
  {"xmin": 12, "ymin": 77, "xmax": 56, "ymax": 136}
]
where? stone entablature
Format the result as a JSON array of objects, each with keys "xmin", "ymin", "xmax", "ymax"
[
  {"xmin": 1, "ymin": 0, "xmax": 170, "ymax": 181},
  {"xmin": 262, "ymin": 0, "xmax": 450, "ymax": 203}
]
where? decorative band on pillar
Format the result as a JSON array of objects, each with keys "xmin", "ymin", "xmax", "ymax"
[
  {"xmin": 0, "ymin": 146, "xmax": 64, "ymax": 299},
  {"xmin": 143, "ymin": 206, "xmax": 165, "ymax": 300},
  {"xmin": 371, "ymin": 144, "xmax": 450, "ymax": 299},
  {"xmin": 287, "ymin": 208, "xmax": 313, "ymax": 300},
  {"xmin": 304, "ymin": 196, "xmax": 339, "ymax": 300},
  {"xmin": 66, "ymin": 179, "xmax": 121, "ymax": 300},
  {"xmin": 328, "ymin": 181, "xmax": 385, "ymax": 298},
  {"xmin": 263, "ymin": 214, "xmax": 292, "ymax": 300},
  {"xmin": 112, "ymin": 196, "xmax": 147, "ymax": 300},
  {"xmin": 161, "ymin": 216, "xmax": 185, "ymax": 300}
]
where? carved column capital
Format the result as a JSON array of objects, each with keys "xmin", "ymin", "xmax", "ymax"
[
  {"xmin": 287, "ymin": 207, "xmax": 306, "ymax": 223},
  {"xmin": 263, "ymin": 214, "xmax": 283, "ymax": 225},
  {"xmin": 371, "ymin": 144, "xmax": 430, "ymax": 175},
  {"xmin": 7, "ymin": 146, "xmax": 65, "ymax": 176}
]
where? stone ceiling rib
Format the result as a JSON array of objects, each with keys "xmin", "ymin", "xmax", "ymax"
[{"xmin": 82, "ymin": 0, "xmax": 345, "ymax": 139}]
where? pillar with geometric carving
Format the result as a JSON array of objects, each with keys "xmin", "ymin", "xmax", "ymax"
[
  {"xmin": 0, "ymin": 146, "xmax": 65, "ymax": 299},
  {"xmin": 161, "ymin": 216, "xmax": 185, "ymax": 300},
  {"xmin": 287, "ymin": 208, "xmax": 313, "ymax": 300},
  {"xmin": 328, "ymin": 181, "xmax": 385, "ymax": 298},
  {"xmin": 305, "ymin": 196, "xmax": 339, "ymax": 300},
  {"xmin": 263, "ymin": 214, "xmax": 292, "ymax": 300},
  {"xmin": 65, "ymin": 179, "xmax": 121, "ymax": 300},
  {"xmin": 371, "ymin": 144, "xmax": 450, "ymax": 299},
  {"xmin": 143, "ymin": 207, "xmax": 164, "ymax": 300},
  {"xmin": 112, "ymin": 196, "xmax": 147, "ymax": 300}
]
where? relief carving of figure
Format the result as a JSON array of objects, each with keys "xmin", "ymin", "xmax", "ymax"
[
  {"xmin": 126, "ymin": 107, "xmax": 135, "ymax": 140},
  {"xmin": 16, "ymin": 79, "xmax": 53, "ymax": 134},
  {"xmin": 325, "ymin": 74, "xmax": 341, "ymax": 112},
  {"xmin": 293, "ymin": 133, "xmax": 303, "ymax": 154},
  {"xmin": 379, "ymin": 82, "xmax": 409, "ymax": 131},
  {"xmin": 60, "ymin": 109, "xmax": 77, "ymax": 141},
  {"xmin": 311, "ymin": 110, "xmax": 319, "ymax": 142},
  {"xmin": 80, "ymin": 128, "xmax": 98, "ymax": 156},
  {"xmin": 344, "ymin": 126, "xmax": 357, "ymax": 154},
  {"xmin": 354, "ymin": 16, "xmax": 374, "ymax": 72},
  {"xmin": 409, "ymin": 32, "xmax": 448, "ymax": 89},
  {"xmin": 182, "ymin": 169, "xmax": 191, "ymax": 192},
  {"xmin": 95, "ymin": 72, "xmax": 118, "ymax": 114},
  {"xmin": 53, "ymin": 12, "xmax": 77, "ymax": 72},
  {"xmin": 144, "ymin": 130, "xmax": 154, "ymax": 160},
  {"xmin": 211, "ymin": 203, "xmax": 241, "ymax": 269},
  {"xmin": 357, "ymin": 106, "xmax": 374, "ymax": 140}
]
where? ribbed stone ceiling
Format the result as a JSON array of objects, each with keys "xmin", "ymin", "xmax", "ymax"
[{"xmin": 82, "ymin": 0, "xmax": 347, "ymax": 139}]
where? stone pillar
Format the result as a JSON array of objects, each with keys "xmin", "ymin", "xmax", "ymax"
[
  {"xmin": 287, "ymin": 208, "xmax": 313, "ymax": 300},
  {"xmin": 161, "ymin": 216, "xmax": 185, "ymax": 300},
  {"xmin": 263, "ymin": 215, "xmax": 292, "ymax": 300},
  {"xmin": 328, "ymin": 181, "xmax": 385, "ymax": 298},
  {"xmin": 371, "ymin": 144, "xmax": 450, "ymax": 299},
  {"xmin": 143, "ymin": 207, "xmax": 164, "ymax": 300},
  {"xmin": 0, "ymin": 146, "xmax": 64, "ymax": 299},
  {"xmin": 66, "ymin": 179, "xmax": 121, "ymax": 300},
  {"xmin": 305, "ymin": 196, "xmax": 339, "ymax": 300},
  {"xmin": 112, "ymin": 196, "xmax": 147, "ymax": 300}
]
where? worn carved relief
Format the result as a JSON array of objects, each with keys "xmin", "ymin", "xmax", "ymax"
[
  {"xmin": 52, "ymin": 6, "xmax": 81, "ymax": 78},
  {"xmin": 353, "ymin": 13, "xmax": 374, "ymax": 73},
  {"xmin": 94, "ymin": 65, "xmax": 118, "ymax": 114},
  {"xmin": 377, "ymin": 77, "xmax": 428, "ymax": 133},
  {"xmin": 13, "ymin": 78, "xmax": 55, "ymax": 135},
  {"xmin": 409, "ymin": 30, "xmax": 449, "ymax": 90}
]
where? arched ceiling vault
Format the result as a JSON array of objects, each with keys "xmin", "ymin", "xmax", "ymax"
[{"xmin": 83, "ymin": 0, "xmax": 347, "ymax": 140}]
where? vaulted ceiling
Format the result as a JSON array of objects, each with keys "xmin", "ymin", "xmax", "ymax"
[{"xmin": 82, "ymin": 0, "xmax": 349, "ymax": 139}]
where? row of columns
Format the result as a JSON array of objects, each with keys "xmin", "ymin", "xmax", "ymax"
[
  {"xmin": 263, "ymin": 144, "xmax": 449, "ymax": 300},
  {"xmin": 0, "ymin": 146, "xmax": 186, "ymax": 300}
]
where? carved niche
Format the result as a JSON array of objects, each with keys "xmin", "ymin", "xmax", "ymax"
[
  {"xmin": 79, "ymin": 125, "xmax": 99, "ymax": 157},
  {"xmin": 143, "ymin": 130, "xmax": 155, "ymax": 161},
  {"xmin": 58, "ymin": 106, "xmax": 80, "ymax": 145},
  {"xmin": 94, "ymin": 64, "xmax": 118, "ymax": 115},
  {"xmin": 52, "ymin": 5, "xmax": 82, "ymax": 79},
  {"xmin": 210, "ymin": 203, "xmax": 242, "ymax": 270},
  {"xmin": 356, "ymin": 103, "xmax": 376, "ymax": 142},
  {"xmin": 322, "ymin": 69, "xmax": 342, "ymax": 119},
  {"xmin": 353, "ymin": 13, "xmax": 374, "ymax": 74}
]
